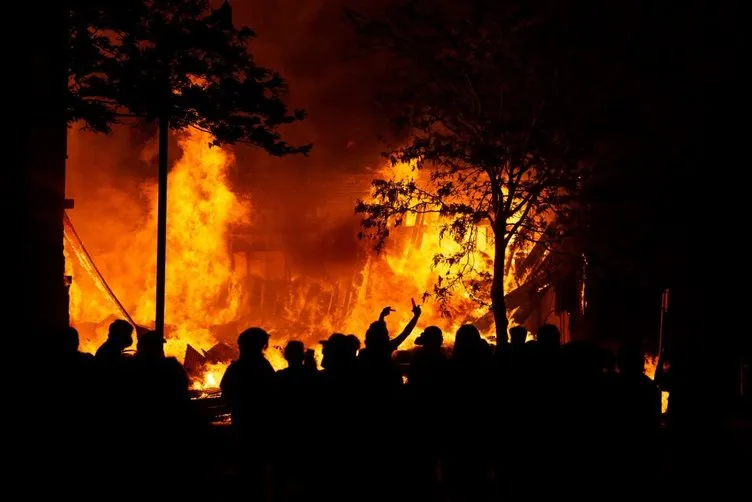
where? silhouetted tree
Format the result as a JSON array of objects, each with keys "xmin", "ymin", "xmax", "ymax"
[
  {"xmin": 68, "ymin": 0, "xmax": 310, "ymax": 153},
  {"xmin": 67, "ymin": 0, "xmax": 311, "ymax": 333},
  {"xmin": 349, "ymin": 0, "xmax": 584, "ymax": 339}
]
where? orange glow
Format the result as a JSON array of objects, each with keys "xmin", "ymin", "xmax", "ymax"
[
  {"xmin": 66, "ymin": 130, "xmax": 544, "ymax": 389},
  {"xmin": 67, "ymin": 127, "xmax": 257, "ymax": 386},
  {"xmin": 644, "ymin": 355, "xmax": 669, "ymax": 414},
  {"xmin": 344, "ymin": 160, "xmax": 538, "ymax": 348}
]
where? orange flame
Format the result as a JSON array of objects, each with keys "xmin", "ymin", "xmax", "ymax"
[
  {"xmin": 643, "ymin": 355, "xmax": 669, "ymax": 414},
  {"xmin": 67, "ymin": 133, "xmax": 543, "ymax": 388},
  {"xmin": 69, "ymin": 127, "xmax": 253, "ymax": 385},
  {"xmin": 343, "ymin": 161, "xmax": 537, "ymax": 347}
]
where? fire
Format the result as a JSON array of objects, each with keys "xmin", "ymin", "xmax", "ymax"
[
  {"xmin": 191, "ymin": 362, "xmax": 229, "ymax": 390},
  {"xmin": 343, "ymin": 161, "xmax": 536, "ymax": 347},
  {"xmin": 644, "ymin": 355, "xmax": 670, "ymax": 414},
  {"xmin": 66, "ymin": 131, "xmax": 541, "ymax": 389},
  {"xmin": 67, "ymin": 127, "xmax": 253, "ymax": 386}
]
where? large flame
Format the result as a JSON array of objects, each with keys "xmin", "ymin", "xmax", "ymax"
[
  {"xmin": 68, "ymin": 128, "xmax": 269, "ymax": 385},
  {"xmin": 67, "ymin": 131, "xmax": 544, "ymax": 389},
  {"xmin": 342, "ymin": 161, "xmax": 537, "ymax": 347},
  {"xmin": 131, "ymin": 128, "xmax": 249, "ymax": 359},
  {"xmin": 643, "ymin": 355, "xmax": 669, "ymax": 414}
]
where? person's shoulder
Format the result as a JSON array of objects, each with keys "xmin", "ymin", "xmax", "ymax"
[{"xmin": 164, "ymin": 356, "xmax": 185, "ymax": 369}]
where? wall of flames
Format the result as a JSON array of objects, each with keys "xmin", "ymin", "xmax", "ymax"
[
  {"xmin": 66, "ymin": 127, "xmax": 664, "ymax": 409},
  {"xmin": 66, "ymin": 126, "xmax": 533, "ymax": 389}
]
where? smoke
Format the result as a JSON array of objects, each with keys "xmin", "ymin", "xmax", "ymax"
[{"xmin": 218, "ymin": 0, "xmax": 399, "ymax": 275}]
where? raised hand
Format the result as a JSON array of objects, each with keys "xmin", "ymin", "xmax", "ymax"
[
  {"xmin": 411, "ymin": 298, "xmax": 422, "ymax": 316},
  {"xmin": 380, "ymin": 306, "xmax": 396, "ymax": 320}
]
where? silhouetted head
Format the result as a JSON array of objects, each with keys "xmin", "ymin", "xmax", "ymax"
[
  {"xmin": 365, "ymin": 320, "xmax": 389, "ymax": 351},
  {"xmin": 136, "ymin": 330, "xmax": 165, "ymax": 358},
  {"xmin": 617, "ymin": 344, "xmax": 645, "ymax": 376},
  {"xmin": 454, "ymin": 324, "xmax": 482, "ymax": 359},
  {"xmin": 61, "ymin": 326, "xmax": 80, "ymax": 354},
  {"xmin": 599, "ymin": 347, "xmax": 616, "ymax": 374},
  {"xmin": 563, "ymin": 341, "xmax": 603, "ymax": 378},
  {"xmin": 537, "ymin": 324, "xmax": 561, "ymax": 348},
  {"xmin": 237, "ymin": 327, "xmax": 269, "ymax": 358},
  {"xmin": 415, "ymin": 326, "xmax": 443, "ymax": 349},
  {"xmin": 284, "ymin": 340, "xmax": 305, "ymax": 367},
  {"xmin": 320, "ymin": 333, "xmax": 348, "ymax": 369},
  {"xmin": 509, "ymin": 326, "xmax": 528, "ymax": 346},
  {"xmin": 345, "ymin": 334, "xmax": 361, "ymax": 358},
  {"xmin": 108, "ymin": 319, "xmax": 134, "ymax": 350}
]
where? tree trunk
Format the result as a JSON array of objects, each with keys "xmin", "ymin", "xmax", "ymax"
[
  {"xmin": 490, "ymin": 221, "xmax": 509, "ymax": 342},
  {"xmin": 155, "ymin": 114, "xmax": 169, "ymax": 336}
]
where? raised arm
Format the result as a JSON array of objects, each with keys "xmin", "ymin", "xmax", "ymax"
[{"xmin": 389, "ymin": 299, "xmax": 422, "ymax": 351}]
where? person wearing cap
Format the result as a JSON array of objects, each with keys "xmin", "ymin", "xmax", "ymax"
[
  {"xmin": 406, "ymin": 326, "xmax": 449, "ymax": 496},
  {"xmin": 407, "ymin": 325, "xmax": 447, "ymax": 390},
  {"xmin": 319, "ymin": 333, "xmax": 361, "ymax": 380}
]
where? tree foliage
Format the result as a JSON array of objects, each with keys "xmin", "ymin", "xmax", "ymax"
[
  {"xmin": 350, "ymin": 0, "xmax": 586, "ymax": 332},
  {"xmin": 68, "ymin": 0, "xmax": 310, "ymax": 155}
]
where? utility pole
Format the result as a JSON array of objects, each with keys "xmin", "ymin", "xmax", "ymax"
[
  {"xmin": 658, "ymin": 288, "xmax": 669, "ymax": 355},
  {"xmin": 155, "ymin": 114, "xmax": 169, "ymax": 336}
]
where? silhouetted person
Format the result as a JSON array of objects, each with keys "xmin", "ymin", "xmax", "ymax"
[
  {"xmin": 95, "ymin": 319, "xmax": 134, "ymax": 365},
  {"xmin": 92, "ymin": 319, "xmax": 135, "ymax": 486},
  {"xmin": 54, "ymin": 326, "xmax": 96, "ymax": 422},
  {"xmin": 278, "ymin": 340, "xmax": 309, "ymax": 384},
  {"xmin": 509, "ymin": 325, "xmax": 527, "ymax": 347},
  {"xmin": 345, "ymin": 334, "xmax": 361, "ymax": 360},
  {"xmin": 277, "ymin": 340, "xmax": 318, "ymax": 425},
  {"xmin": 406, "ymin": 326, "xmax": 448, "ymax": 499},
  {"xmin": 446, "ymin": 324, "xmax": 493, "ymax": 501},
  {"xmin": 504, "ymin": 324, "xmax": 564, "ymax": 498},
  {"xmin": 317, "ymin": 333, "xmax": 363, "ymax": 501},
  {"xmin": 537, "ymin": 323, "xmax": 561, "ymax": 349},
  {"xmin": 356, "ymin": 302, "xmax": 420, "ymax": 500},
  {"xmin": 129, "ymin": 330, "xmax": 192, "ymax": 489},
  {"xmin": 612, "ymin": 344, "xmax": 662, "ymax": 493},
  {"xmin": 362, "ymin": 299, "xmax": 422, "ymax": 356},
  {"xmin": 555, "ymin": 341, "xmax": 613, "ymax": 496},
  {"xmin": 407, "ymin": 326, "xmax": 447, "ymax": 391},
  {"xmin": 56, "ymin": 326, "xmax": 95, "ymax": 385},
  {"xmin": 220, "ymin": 327, "xmax": 276, "ymax": 499},
  {"xmin": 221, "ymin": 327, "xmax": 275, "ymax": 428},
  {"xmin": 304, "ymin": 347, "xmax": 317, "ymax": 373},
  {"xmin": 275, "ymin": 341, "xmax": 317, "ymax": 501},
  {"xmin": 46, "ymin": 327, "xmax": 97, "ymax": 491}
]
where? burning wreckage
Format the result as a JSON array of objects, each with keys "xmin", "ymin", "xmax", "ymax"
[{"xmin": 64, "ymin": 129, "xmax": 583, "ymax": 418}]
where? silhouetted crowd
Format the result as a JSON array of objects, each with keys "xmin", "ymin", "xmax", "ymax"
[{"xmin": 41, "ymin": 302, "xmax": 667, "ymax": 501}]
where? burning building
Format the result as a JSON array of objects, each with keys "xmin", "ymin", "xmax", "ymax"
[{"xmin": 64, "ymin": 124, "xmax": 582, "ymax": 389}]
